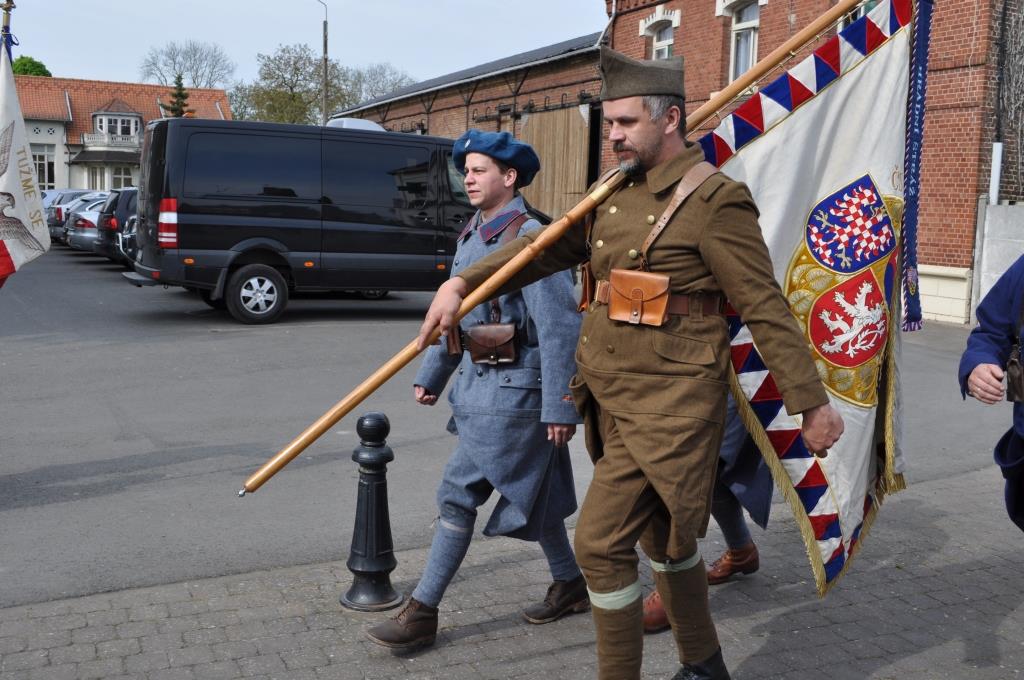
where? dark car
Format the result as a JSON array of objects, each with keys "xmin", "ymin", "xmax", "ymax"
[
  {"xmin": 45, "ymin": 189, "xmax": 91, "ymax": 242},
  {"xmin": 124, "ymin": 118, "xmax": 537, "ymax": 324},
  {"xmin": 93, "ymin": 188, "xmax": 138, "ymax": 263}
]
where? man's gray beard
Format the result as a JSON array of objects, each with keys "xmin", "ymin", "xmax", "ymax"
[{"xmin": 618, "ymin": 157, "xmax": 643, "ymax": 176}]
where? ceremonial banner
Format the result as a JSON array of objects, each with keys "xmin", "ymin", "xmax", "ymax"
[
  {"xmin": 0, "ymin": 45, "xmax": 49, "ymax": 290},
  {"xmin": 697, "ymin": 0, "xmax": 932, "ymax": 594}
]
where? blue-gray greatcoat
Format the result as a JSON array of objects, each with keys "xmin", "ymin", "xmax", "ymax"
[{"xmin": 414, "ymin": 195, "xmax": 582, "ymax": 541}]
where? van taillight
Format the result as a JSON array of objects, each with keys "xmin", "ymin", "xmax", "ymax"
[
  {"xmin": 157, "ymin": 198, "xmax": 178, "ymax": 248},
  {"xmin": 55, "ymin": 207, "xmax": 63, "ymax": 222},
  {"xmin": 99, "ymin": 215, "xmax": 117, "ymax": 230}
]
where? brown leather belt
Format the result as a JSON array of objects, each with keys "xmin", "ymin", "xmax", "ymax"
[{"xmin": 592, "ymin": 280, "xmax": 725, "ymax": 317}]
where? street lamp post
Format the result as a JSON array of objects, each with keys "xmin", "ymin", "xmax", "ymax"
[{"xmin": 317, "ymin": 0, "xmax": 328, "ymax": 126}]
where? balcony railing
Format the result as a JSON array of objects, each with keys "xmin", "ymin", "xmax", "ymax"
[{"xmin": 82, "ymin": 132, "xmax": 141, "ymax": 147}]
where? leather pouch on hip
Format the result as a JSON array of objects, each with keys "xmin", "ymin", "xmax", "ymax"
[
  {"xmin": 607, "ymin": 268, "xmax": 670, "ymax": 326},
  {"xmin": 1007, "ymin": 342, "xmax": 1024, "ymax": 402},
  {"xmin": 464, "ymin": 323, "xmax": 518, "ymax": 365}
]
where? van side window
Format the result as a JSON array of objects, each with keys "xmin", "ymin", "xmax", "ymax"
[
  {"xmin": 324, "ymin": 141, "xmax": 430, "ymax": 207},
  {"xmin": 445, "ymin": 153, "xmax": 471, "ymax": 206},
  {"xmin": 184, "ymin": 133, "xmax": 319, "ymax": 200}
]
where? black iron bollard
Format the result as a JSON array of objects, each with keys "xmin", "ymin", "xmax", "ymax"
[{"xmin": 340, "ymin": 412, "xmax": 404, "ymax": 611}]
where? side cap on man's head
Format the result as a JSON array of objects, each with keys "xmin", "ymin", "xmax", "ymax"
[
  {"xmin": 452, "ymin": 129, "xmax": 541, "ymax": 188},
  {"xmin": 599, "ymin": 46, "xmax": 685, "ymax": 101}
]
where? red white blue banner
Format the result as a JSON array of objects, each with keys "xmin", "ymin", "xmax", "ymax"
[
  {"xmin": 0, "ymin": 45, "xmax": 49, "ymax": 290},
  {"xmin": 697, "ymin": 0, "xmax": 931, "ymax": 594}
]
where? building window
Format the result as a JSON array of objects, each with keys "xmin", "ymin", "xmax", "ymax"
[
  {"xmin": 95, "ymin": 115, "xmax": 141, "ymax": 137},
  {"xmin": 730, "ymin": 2, "xmax": 760, "ymax": 82},
  {"xmin": 112, "ymin": 166, "xmax": 133, "ymax": 189},
  {"xmin": 842, "ymin": 0, "xmax": 880, "ymax": 28},
  {"xmin": 30, "ymin": 143, "xmax": 55, "ymax": 190},
  {"xmin": 88, "ymin": 166, "xmax": 106, "ymax": 190},
  {"xmin": 652, "ymin": 23, "xmax": 674, "ymax": 60}
]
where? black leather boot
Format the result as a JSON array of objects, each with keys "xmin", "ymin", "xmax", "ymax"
[
  {"xmin": 522, "ymin": 574, "xmax": 590, "ymax": 624},
  {"xmin": 670, "ymin": 647, "xmax": 732, "ymax": 680}
]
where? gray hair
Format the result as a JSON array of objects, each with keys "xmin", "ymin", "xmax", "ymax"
[{"xmin": 642, "ymin": 95, "xmax": 686, "ymax": 137}]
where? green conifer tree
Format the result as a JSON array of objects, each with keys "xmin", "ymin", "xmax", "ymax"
[{"xmin": 159, "ymin": 74, "xmax": 194, "ymax": 117}]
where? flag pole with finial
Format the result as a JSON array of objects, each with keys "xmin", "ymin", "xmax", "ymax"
[{"xmin": 0, "ymin": 1, "xmax": 14, "ymax": 62}]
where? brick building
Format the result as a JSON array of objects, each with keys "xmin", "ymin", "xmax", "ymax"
[
  {"xmin": 16, "ymin": 77, "xmax": 231, "ymax": 192},
  {"xmin": 342, "ymin": 0, "xmax": 1022, "ymax": 323}
]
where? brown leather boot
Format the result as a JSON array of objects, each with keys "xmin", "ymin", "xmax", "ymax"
[
  {"xmin": 591, "ymin": 597, "xmax": 644, "ymax": 680},
  {"xmin": 365, "ymin": 597, "xmax": 438, "ymax": 650},
  {"xmin": 642, "ymin": 589, "xmax": 670, "ymax": 634},
  {"xmin": 522, "ymin": 574, "xmax": 590, "ymax": 624},
  {"xmin": 706, "ymin": 543, "xmax": 759, "ymax": 585},
  {"xmin": 670, "ymin": 647, "xmax": 732, "ymax": 680}
]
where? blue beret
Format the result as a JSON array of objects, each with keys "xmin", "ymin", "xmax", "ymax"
[{"xmin": 452, "ymin": 129, "xmax": 541, "ymax": 188}]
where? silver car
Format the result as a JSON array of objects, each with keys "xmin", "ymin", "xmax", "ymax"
[{"xmin": 64, "ymin": 199, "xmax": 109, "ymax": 252}]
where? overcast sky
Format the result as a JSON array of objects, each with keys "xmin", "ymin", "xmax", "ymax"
[{"xmin": 11, "ymin": 1, "xmax": 610, "ymax": 88}]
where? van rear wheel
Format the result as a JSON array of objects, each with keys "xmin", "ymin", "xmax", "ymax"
[{"xmin": 225, "ymin": 264, "xmax": 288, "ymax": 324}]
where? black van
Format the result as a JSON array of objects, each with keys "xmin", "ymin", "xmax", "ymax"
[{"xmin": 124, "ymin": 118, "xmax": 491, "ymax": 324}]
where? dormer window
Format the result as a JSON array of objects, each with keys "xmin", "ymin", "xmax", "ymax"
[{"xmin": 95, "ymin": 115, "xmax": 140, "ymax": 137}]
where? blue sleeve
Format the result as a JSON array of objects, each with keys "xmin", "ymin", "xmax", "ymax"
[
  {"xmin": 959, "ymin": 256, "xmax": 1024, "ymax": 397},
  {"xmin": 519, "ymin": 220, "xmax": 584, "ymax": 425},
  {"xmin": 413, "ymin": 343, "xmax": 461, "ymax": 396}
]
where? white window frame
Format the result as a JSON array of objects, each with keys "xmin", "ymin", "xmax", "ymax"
[
  {"xmin": 652, "ymin": 23, "xmax": 675, "ymax": 60},
  {"xmin": 112, "ymin": 166, "xmax": 133, "ymax": 189},
  {"xmin": 729, "ymin": 2, "xmax": 760, "ymax": 83},
  {"xmin": 841, "ymin": 0, "xmax": 880, "ymax": 29},
  {"xmin": 88, "ymin": 166, "xmax": 106, "ymax": 190},
  {"xmin": 639, "ymin": 6, "xmax": 681, "ymax": 61},
  {"xmin": 31, "ymin": 143, "xmax": 56, "ymax": 190}
]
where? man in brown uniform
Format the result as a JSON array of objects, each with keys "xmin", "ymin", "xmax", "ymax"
[{"xmin": 416, "ymin": 48, "xmax": 844, "ymax": 680}]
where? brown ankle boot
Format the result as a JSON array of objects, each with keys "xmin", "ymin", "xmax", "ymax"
[
  {"xmin": 365, "ymin": 597, "xmax": 438, "ymax": 650},
  {"xmin": 642, "ymin": 589, "xmax": 670, "ymax": 634},
  {"xmin": 590, "ymin": 597, "xmax": 644, "ymax": 680},
  {"xmin": 522, "ymin": 574, "xmax": 590, "ymax": 624},
  {"xmin": 706, "ymin": 543, "xmax": 759, "ymax": 585}
]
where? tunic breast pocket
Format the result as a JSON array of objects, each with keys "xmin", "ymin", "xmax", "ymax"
[
  {"xmin": 651, "ymin": 330, "xmax": 716, "ymax": 366},
  {"xmin": 497, "ymin": 366, "xmax": 543, "ymax": 412}
]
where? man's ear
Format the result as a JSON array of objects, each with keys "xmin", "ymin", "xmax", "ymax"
[
  {"xmin": 504, "ymin": 167, "xmax": 518, "ymax": 189},
  {"xmin": 663, "ymin": 105, "xmax": 683, "ymax": 137}
]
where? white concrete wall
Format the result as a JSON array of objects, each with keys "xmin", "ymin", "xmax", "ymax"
[
  {"xmin": 975, "ymin": 204, "xmax": 1024, "ymax": 307},
  {"xmin": 919, "ymin": 265, "xmax": 972, "ymax": 324}
]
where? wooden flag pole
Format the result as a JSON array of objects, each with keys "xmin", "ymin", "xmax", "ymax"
[{"xmin": 239, "ymin": 0, "xmax": 868, "ymax": 496}]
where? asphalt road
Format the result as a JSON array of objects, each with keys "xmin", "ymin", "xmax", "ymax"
[{"xmin": 0, "ymin": 246, "xmax": 1008, "ymax": 609}]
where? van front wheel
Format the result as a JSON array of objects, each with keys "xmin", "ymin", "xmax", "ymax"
[{"xmin": 225, "ymin": 264, "xmax": 288, "ymax": 324}]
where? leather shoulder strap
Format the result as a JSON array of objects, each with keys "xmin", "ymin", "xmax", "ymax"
[
  {"xmin": 488, "ymin": 212, "xmax": 532, "ymax": 321},
  {"xmin": 640, "ymin": 161, "xmax": 719, "ymax": 270}
]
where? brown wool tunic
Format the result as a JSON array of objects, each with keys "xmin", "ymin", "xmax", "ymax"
[{"xmin": 457, "ymin": 143, "xmax": 828, "ymax": 556}]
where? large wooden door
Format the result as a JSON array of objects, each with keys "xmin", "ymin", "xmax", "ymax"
[{"xmin": 518, "ymin": 106, "xmax": 591, "ymax": 220}]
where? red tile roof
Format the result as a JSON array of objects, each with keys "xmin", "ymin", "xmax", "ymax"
[{"xmin": 14, "ymin": 76, "xmax": 232, "ymax": 142}]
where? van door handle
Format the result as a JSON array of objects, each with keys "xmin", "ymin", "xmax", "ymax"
[
  {"xmin": 450, "ymin": 214, "xmax": 466, "ymax": 224},
  {"xmin": 416, "ymin": 212, "xmax": 431, "ymax": 222}
]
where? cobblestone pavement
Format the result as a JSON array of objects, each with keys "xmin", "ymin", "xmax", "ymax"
[{"xmin": 2, "ymin": 460, "xmax": 1024, "ymax": 680}]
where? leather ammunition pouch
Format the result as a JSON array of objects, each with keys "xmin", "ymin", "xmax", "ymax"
[
  {"xmin": 606, "ymin": 268, "xmax": 671, "ymax": 326},
  {"xmin": 462, "ymin": 324, "xmax": 518, "ymax": 365}
]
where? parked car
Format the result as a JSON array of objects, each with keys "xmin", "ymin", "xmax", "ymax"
[
  {"xmin": 124, "ymin": 118, "xmax": 542, "ymax": 324},
  {"xmin": 64, "ymin": 198, "xmax": 109, "ymax": 252},
  {"xmin": 45, "ymin": 189, "xmax": 91, "ymax": 242},
  {"xmin": 93, "ymin": 188, "xmax": 138, "ymax": 263}
]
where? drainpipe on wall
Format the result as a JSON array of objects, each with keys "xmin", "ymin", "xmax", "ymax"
[{"xmin": 990, "ymin": 0, "xmax": 1009, "ymax": 206}]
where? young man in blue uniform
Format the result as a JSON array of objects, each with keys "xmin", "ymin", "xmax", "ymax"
[{"xmin": 366, "ymin": 130, "xmax": 587, "ymax": 650}]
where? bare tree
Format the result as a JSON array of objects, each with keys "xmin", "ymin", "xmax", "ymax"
[
  {"xmin": 1000, "ymin": 1, "xmax": 1024, "ymax": 195},
  {"xmin": 351, "ymin": 62, "xmax": 415, "ymax": 102},
  {"xmin": 141, "ymin": 41, "xmax": 236, "ymax": 89}
]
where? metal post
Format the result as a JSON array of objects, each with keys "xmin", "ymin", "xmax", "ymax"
[
  {"xmin": 340, "ymin": 412, "xmax": 403, "ymax": 611},
  {"xmin": 317, "ymin": 0, "xmax": 328, "ymax": 126}
]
